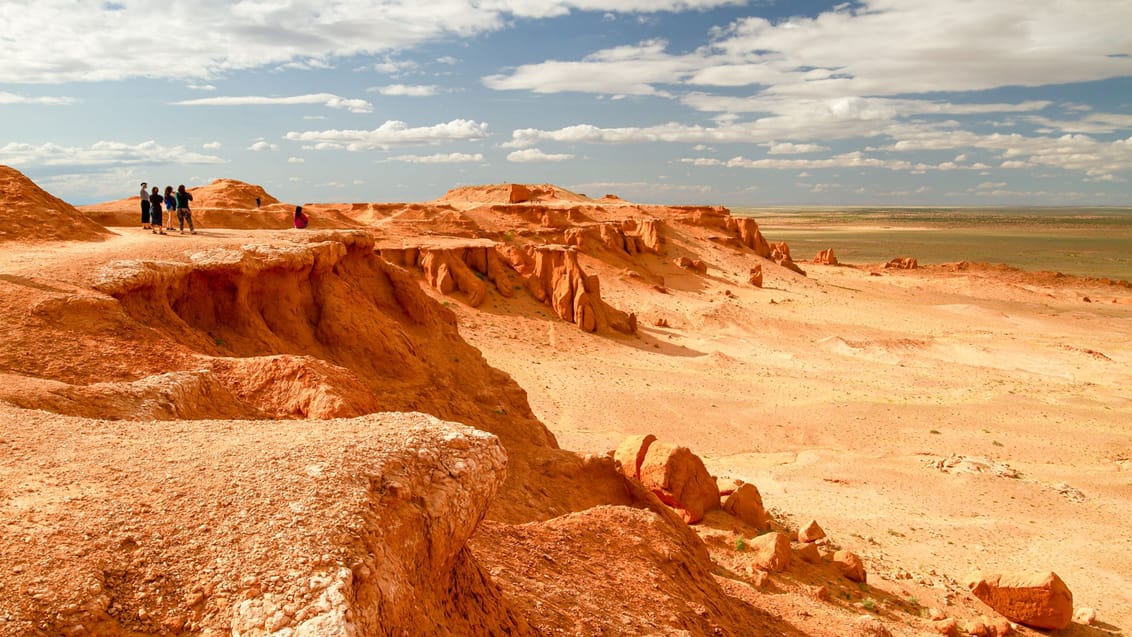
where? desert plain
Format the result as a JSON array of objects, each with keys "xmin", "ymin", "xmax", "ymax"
[{"xmin": 1, "ymin": 165, "xmax": 1130, "ymax": 636}]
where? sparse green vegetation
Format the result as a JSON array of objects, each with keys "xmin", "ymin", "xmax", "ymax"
[
  {"xmin": 735, "ymin": 537, "xmax": 747, "ymax": 552},
  {"xmin": 862, "ymin": 598, "xmax": 877, "ymax": 612}
]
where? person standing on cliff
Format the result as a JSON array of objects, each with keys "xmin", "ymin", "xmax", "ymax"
[
  {"xmin": 148, "ymin": 187, "xmax": 165, "ymax": 234},
  {"xmin": 139, "ymin": 182, "xmax": 150, "ymax": 229},
  {"xmin": 163, "ymin": 186, "xmax": 177, "ymax": 232},
  {"xmin": 176, "ymin": 184, "xmax": 195, "ymax": 234}
]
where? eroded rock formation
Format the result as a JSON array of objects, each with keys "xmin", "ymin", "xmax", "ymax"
[
  {"xmin": 0, "ymin": 409, "xmax": 532, "ymax": 636},
  {"xmin": 380, "ymin": 241, "xmax": 636, "ymax": 334}
]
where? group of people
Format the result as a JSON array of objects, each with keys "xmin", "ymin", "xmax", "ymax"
[
  {"xmin": 138, "ymin": 182, "xmax": 311, "ymax": 233},
  {"xmin": 139, "ymin": 182, "xmax": 195, "ymax": 235}
]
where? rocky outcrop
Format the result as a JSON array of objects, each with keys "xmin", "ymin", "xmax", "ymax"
[
  {"xmin": 968, "ymin": 571, "xmax": 1073, "ymax": 630},
  {"xmin": 770, "ymin": 241, "xmax": 807, "ymax": 275},
  {"xmin": 564, "ymin": 219, "xmax": 664, "ymax": 257},
  {"xmin": 725, "ymin": 216, "xmax": 772, "ymax": 258},
  {"xmin": 0, "ymin": 408, "xmax": 531, "ymax": 636},
  {"xmin": 886, "ymin": 256, "xmax": 918, "ymax": 269},
  {"xmin": 814, "ymin": 248, "xmax": 839, "ymax": 265},
  {"xmin": 380, "ymin": 242, "xmax": 635, "ymax": 334}
]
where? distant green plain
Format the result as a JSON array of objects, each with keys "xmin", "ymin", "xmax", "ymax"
[{"xmin": 734, "ymin": 207, "xmax": 1132, "ymax": 282}]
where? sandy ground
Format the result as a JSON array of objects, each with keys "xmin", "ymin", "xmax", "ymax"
[{"xmin": 451, "ymin": 238, "xmax": 1132, "ymax": 632}]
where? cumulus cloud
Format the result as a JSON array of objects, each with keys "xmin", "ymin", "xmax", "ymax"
[
  {"xmin": 287, "ymin": 156, "xmax": 305, "ymax": 163},
  {"xmin": 0, "ymin": 140, "xmax": 226, "ymax": 168},
  {"xmin": 248, "ymin": 141, "xmax": 278, "ymax": 151},
  {"xmin": 175, "ymin": 93, "xmax": 373, "ymax": 113},
  {"xmin": 386, "ymin": 152, "xmax": 484, "ymax": 163},
  {"xmin": 0, "ymin": 91, "xmax": 76, "ymax": 105},
  {"xmin": 507, "ymin": 148, "xmax": 575, "ymax": 162},
  {"xmin": 285, "ymin": 119, "xmax": 490, "ymax": 151},
  {"xmin": 1, "ymin": 0, "xmax": 747, "ymax": 84},
  {"xmin": 370, "ymin": 84, "xmax": 441, "ymax": 97},
  {"xmin": 202, "ymin": 141, "xmax": 222, "ymax": 150},
  {"xmin": 485, "ymin": 40, "xmax": 693, "ymax": 95}
]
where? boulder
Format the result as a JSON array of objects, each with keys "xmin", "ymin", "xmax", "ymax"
[
  {"xmin": 722, "ymin": 483, "xmax": 771, "ymax": 530},
  {"xmin": 613, "ymin": 434, "xmax": 657, "ymax": 480},
  {"xmin": 797, "ymin": 519, "xmax": 826, "ymax": 543},
  {"xmin": 1074, "ymin": 606, "xmax": 1096, "ymax": 625},
  {"xmin": 885, "ymin": 256, "xmax": 918, "ymax": 269},
  {"xmin": 749, "ymin": 532, "xmax": 792, "ymax": 573},
  {"xmin": 638, "ymin": 442, "xmax": 720, "ymax": 524},
  {"xmin": 674, "ymin": 256, "xmax": 708, "ymax": 274},
  {"xmin": 748, "ymin": 264, "xmax": 763, "ymax": 288},
  {"xmin": 833, "ymin": 550, "xmax": 867, "ymax": 582},
  {"xmin": 967, "ymin": 571, "xmax": 1073, "ymax": 630},
  {"xmin": 795, "ymin": 542, "xmax": 821, "ymax": 564}
]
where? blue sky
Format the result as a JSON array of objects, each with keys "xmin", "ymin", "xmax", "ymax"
[{"xmin": 1, "ymin": 0, "xmax": 1130, "ymax": 206}]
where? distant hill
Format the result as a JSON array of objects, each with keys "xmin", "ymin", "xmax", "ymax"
[{"xmin": 0, "ymin": 165, "xmax": 111, "ymax": 243}]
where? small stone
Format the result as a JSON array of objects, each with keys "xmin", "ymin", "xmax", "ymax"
[
  {"xmin": 833, "ymin": 550, "xmax": 867, "ymax": 582},
  {"xmin": 1073, "ymin": 606, "xmax": 1096, "ymax": 625},
  {"xmin": 806, "ymin": 584, "xmax": 830, "ymax": 601},
  {"xmin": 795, "ymin": 542, "xmax": 821, "ymax": 564},
  {"xmin": 797, "ymin": 519, "xmax": 826, "ymax": 543},
  {"xmin": 931, "ymin": 617, "xmax": 957, "ymax": 636}
]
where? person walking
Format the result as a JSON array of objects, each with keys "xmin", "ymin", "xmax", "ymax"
[
  {"xmin": 163, "ymin": 186, "xmax": 177, "ymax": 232},
  {"xmin": 139, "ymin": 182, "xmax": 151, "ymax": 229},
  {"xmin": 176, "ymin": 184, "xmax": 195, "ymax": 234},
  {"xmin": 149, "ymin": 187, "xmax": 166, "ymax": 234}
]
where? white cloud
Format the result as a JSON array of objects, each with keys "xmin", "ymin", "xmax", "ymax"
[
  {"xmin": 202, "ymin": 141, "xmax": 222, "ymax": 150},
  {"xmin": 0, "ymin": 140, "xmax": 225, "ymax": 168},
  {"xmin": 386, "ymin": 152, "xmax": 484, "ymax": 163},
  {"xmin": 175, "ymin": 93, "xmax": 373, "ymax": 113},
  {"xmin": 1026, "ymin": 112, "xmax": 1132, "ymax": 134},
  {"xmin": 285, "ymin": 119, "xmax": 490, "ymax": 151},
  {"xmin": 0, "ymin": 0, "xmax": 747, "ymax": 84},
  {"xmin": 288, "ymin": 156, "xmax": 305, "ymax": 163},
  {"xmin": 186, "ymin": 83, "xmax": 216, "ymax": 91},
  {"xmin": 506, "ymin": 148, "xmax": 575, "ymax": 162},
  {"xmin": 370, "ymin": 84, "xmax": 441, "ymax": 97},
  {"xmin": 679, "ymin": 157, "xmax": 723, "ymax": 166},
  {"xmin": 0, "ymin": 91, "xmax": 76, "ymax": 106},
  {"xmin": 248, "ymin": 141, "xmax": 279, "ymax": 151},
  {"xmin": 436, "ymin": 56, "xmax": 458, "ymax": 65},
  {"xmin": 484, "ymin": 40, "xmax": 690, "ymax": 95},
  {"xmin": 765, "ymin": 142, "xmax": 829, "ymax": 155}
]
